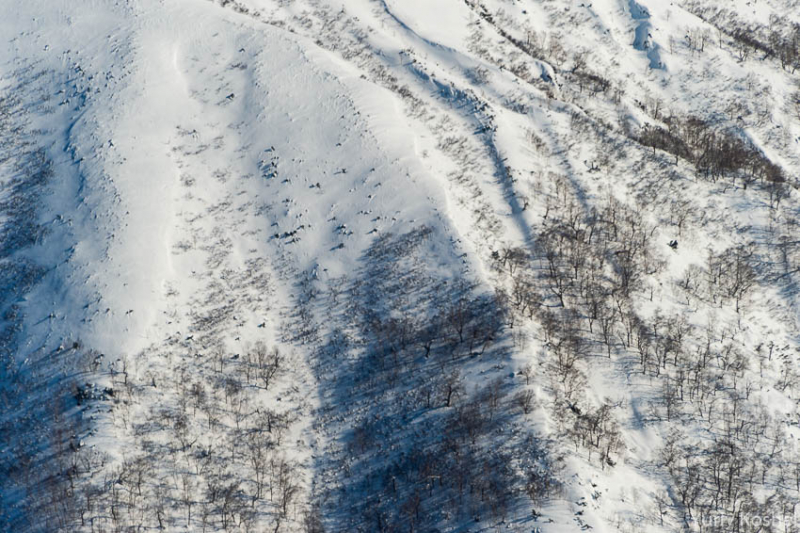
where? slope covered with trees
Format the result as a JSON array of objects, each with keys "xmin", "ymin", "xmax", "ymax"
[{"xmin": 1, "ymin": 0, "xmax": 799, "ymax": 531}]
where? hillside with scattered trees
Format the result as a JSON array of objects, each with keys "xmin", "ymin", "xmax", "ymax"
[{"xmin": 1, "ymin": 0, "xmax": 800, "ymax": 531}]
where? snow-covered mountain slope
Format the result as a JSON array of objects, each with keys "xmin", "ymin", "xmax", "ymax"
[{"xmin": 1, "ymin": 0, "xmax": 800, "ymax": 531}]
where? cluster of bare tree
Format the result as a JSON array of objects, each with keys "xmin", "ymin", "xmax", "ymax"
[
  {"xmin": 675, "ymin": 245, "xmax": 758, "ymax": 314},
  {"xmin": 18, "ymin": 328, "xmax": 306, "ymax": 531},
  {"xmin": 489, "ymin": 161, "xmax": 800, "ymax": 531},
  {"xmin": 638, "ymin": 114, "xmax": 786, "ymax": 193},
  {"xmin": 307, "ymin": 227, "xmax": 561, "ymax": 530},
  {"xmin": 566, "ymin": 401, "xmax": 623, "ymax": 468},
  {"xmin": 684, "ymin": 2, "xmax": 800, "ymax": 72},
  {"xmin": 660, "ymin": 379, "xmax": 800, "ymax": 532},
  {"xmin": 488, "ymin": 183, "xmax": 677, "ymax": 467}
]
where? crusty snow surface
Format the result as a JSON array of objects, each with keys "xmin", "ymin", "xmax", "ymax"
[{"xmin": 1, "ymin": 0, "xmax": 800, "ymax": 532}]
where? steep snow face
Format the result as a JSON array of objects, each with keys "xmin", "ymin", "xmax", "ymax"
[{"xmin": 2, "ymin": 0, "xmax": 800, "ymax": 531}]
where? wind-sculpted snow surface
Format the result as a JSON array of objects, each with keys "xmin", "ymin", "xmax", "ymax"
[{"xmin": 1, "ymin": 0, "xmax": 800, "ymax": 531}]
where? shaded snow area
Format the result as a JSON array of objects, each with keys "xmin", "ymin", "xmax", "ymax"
[{"xmin": 1, "ymin": 0, "xmax": 800, "ymax": 531}]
